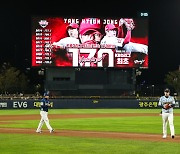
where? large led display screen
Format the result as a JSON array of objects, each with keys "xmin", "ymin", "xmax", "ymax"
[{"xmin": 32, "ymin": 16, "xmax": 148, "ymax": 68}]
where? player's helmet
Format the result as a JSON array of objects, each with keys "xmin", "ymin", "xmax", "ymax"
[
  {"xmin": 79, "ymin": 18, "xmax": 102, "ymax": 35},
  {"xmin": 164, "ymin": 88, "xmax": 170, "ymax": 93},
  {"xmin": 66, "ymin": 23, "xmax": 79, "ymax": 30},
  {"xmin": 105, "ymin": 24, "xmax": 118, "ymax": 31}
]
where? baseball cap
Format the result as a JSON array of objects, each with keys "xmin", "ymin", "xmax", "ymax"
[
  {"xmin": 105, "ymin": 24, "xmax": 117, "ymax": 31},
  {"xmin": 44, "ymin": 93, "xmax": 49, "ymax": 96},
  {"xmin": 79, "ymin": 18, "xmax": 102, "ymax": 35},
  {"xmin": 66, "ymin": 23, "xmax": 79, "ymax": 30},
  {"xmin": 44, "ymin": 91, "xmax": 50, "ymax": 96},
  {"xmin": 164, "ymin": 88, "xmax": 170, "ymax": 92}
]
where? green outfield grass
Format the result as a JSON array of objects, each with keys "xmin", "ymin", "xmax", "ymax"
[
  {"xmin": 1, "ymin": 112, "xmax": 180, "ymax": 134},
  {"xmin": 0, "ymin": 109, "xmax": 180, "ymax": 154},
  {"xmin": 0, "ymin": 133, "xmax": 180, "ymax": 154}
]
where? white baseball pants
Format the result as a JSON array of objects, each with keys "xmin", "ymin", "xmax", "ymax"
[
  {"xmin": 36, "ymin": 111, "xmax": 53, "ymax": 132},
  {"xmin": 123, "ymin": 42, "xmax": 148, "ymax": 54},
  {"xmin": 162, "ymin": 112, "xmax": 175, "ymax": 137}
]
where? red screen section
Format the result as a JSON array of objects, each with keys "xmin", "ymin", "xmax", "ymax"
[{"xmin": 32, "ymin": 16, "xmax": 148, "ymax": 68}]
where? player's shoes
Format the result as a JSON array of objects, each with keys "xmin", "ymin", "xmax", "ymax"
[
  {"xmin": 162, "ymin": 135, "xmax": 167, "ymax": 139},
  {"xmin": 171, "ymin": 135, "xmax": 175, "ymax": 139},
  {"xmin": 36, "ymin": 130, "xmax": 42, "ymax": 133},
  {"xmin": 50, "ymin": 129, "xmax": 54, "ymax": 133}
]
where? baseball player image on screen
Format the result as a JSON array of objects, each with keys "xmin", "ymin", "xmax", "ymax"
[
  {"xmin": 158, "ymin": 88, "xmax": 175, "ymax": 139},
  {"xmin": 101, "ymin": 18, "xmax": 148, "ymax": 54},
  {"xmin": 100, "ymin": 21, "xmax": 131, "ymax": 50},
  {"xmin": 36, "ymin": 93, "xmax": 54, "ymax": 133},
  {"xmin": 52, "ymin": 23, "xmax": 80, "ymax": 49},
  {"xmin": 78, "ymin": 17, "xmax": 103, "ymax": 67},
  {"xmin": 51, "ymin": 23, "xmax": 80, "ymax": 65}
]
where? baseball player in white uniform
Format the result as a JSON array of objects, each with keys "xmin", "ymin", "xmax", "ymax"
[
  {"xmin": 36, "ymin": 93, "xmax": 54, "ymax": 133},
  {"xmin": 52, "ymin": 23, "xmax": 80, "ymax": 66},
  {"xmin": 158, "ymin": 88, "xmax": 175, "ymax": 139},
  {"xmin": 52, "ymin": 23, "xmax": 80, "ymax": 48},
  {"xmin": 100, "ymin": 23, "xmax": 131, "ymax": 50},
  {"xmin": 52, "ymin": 23, "xmax": 80, "ymax": 59},
  {"xmin": 101, "ymin": 19, "xmax": 148, "ymax": 54}
]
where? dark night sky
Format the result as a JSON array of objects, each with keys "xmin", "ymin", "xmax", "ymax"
[{"xmin": 0, "ymin": 1, "xmax": 180, "ymax": 85}]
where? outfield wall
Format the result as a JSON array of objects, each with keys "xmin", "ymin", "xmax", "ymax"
[{"xmin": 0, "ymin": 99, "xmax": 179, "ymax": 109}]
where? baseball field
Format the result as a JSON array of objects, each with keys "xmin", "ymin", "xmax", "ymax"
[{"xmin": 0, "ymin": 108, "xmax": 180, "ymax": 154}]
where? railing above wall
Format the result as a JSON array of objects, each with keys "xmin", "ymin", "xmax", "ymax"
[{"xmin": 0, "ymin": 94, "xmax": 179, "ymax": 101}]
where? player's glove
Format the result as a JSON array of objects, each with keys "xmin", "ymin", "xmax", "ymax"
[
  {"xmin": 124, "ymin": 18, "xmax": 135, "ymax": 31},
  {"xmin": 164, "ymin": 103, "xmax": 171, "ymax": 110}
]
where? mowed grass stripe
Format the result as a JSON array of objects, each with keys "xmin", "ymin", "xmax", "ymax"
[
  {"xmin": 0, "ymin": 133, "xmax": 180, "ymax": 154},
  {"xmin": 1, "ymin": 115, "xmax": 180, "ymax": 135}
]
